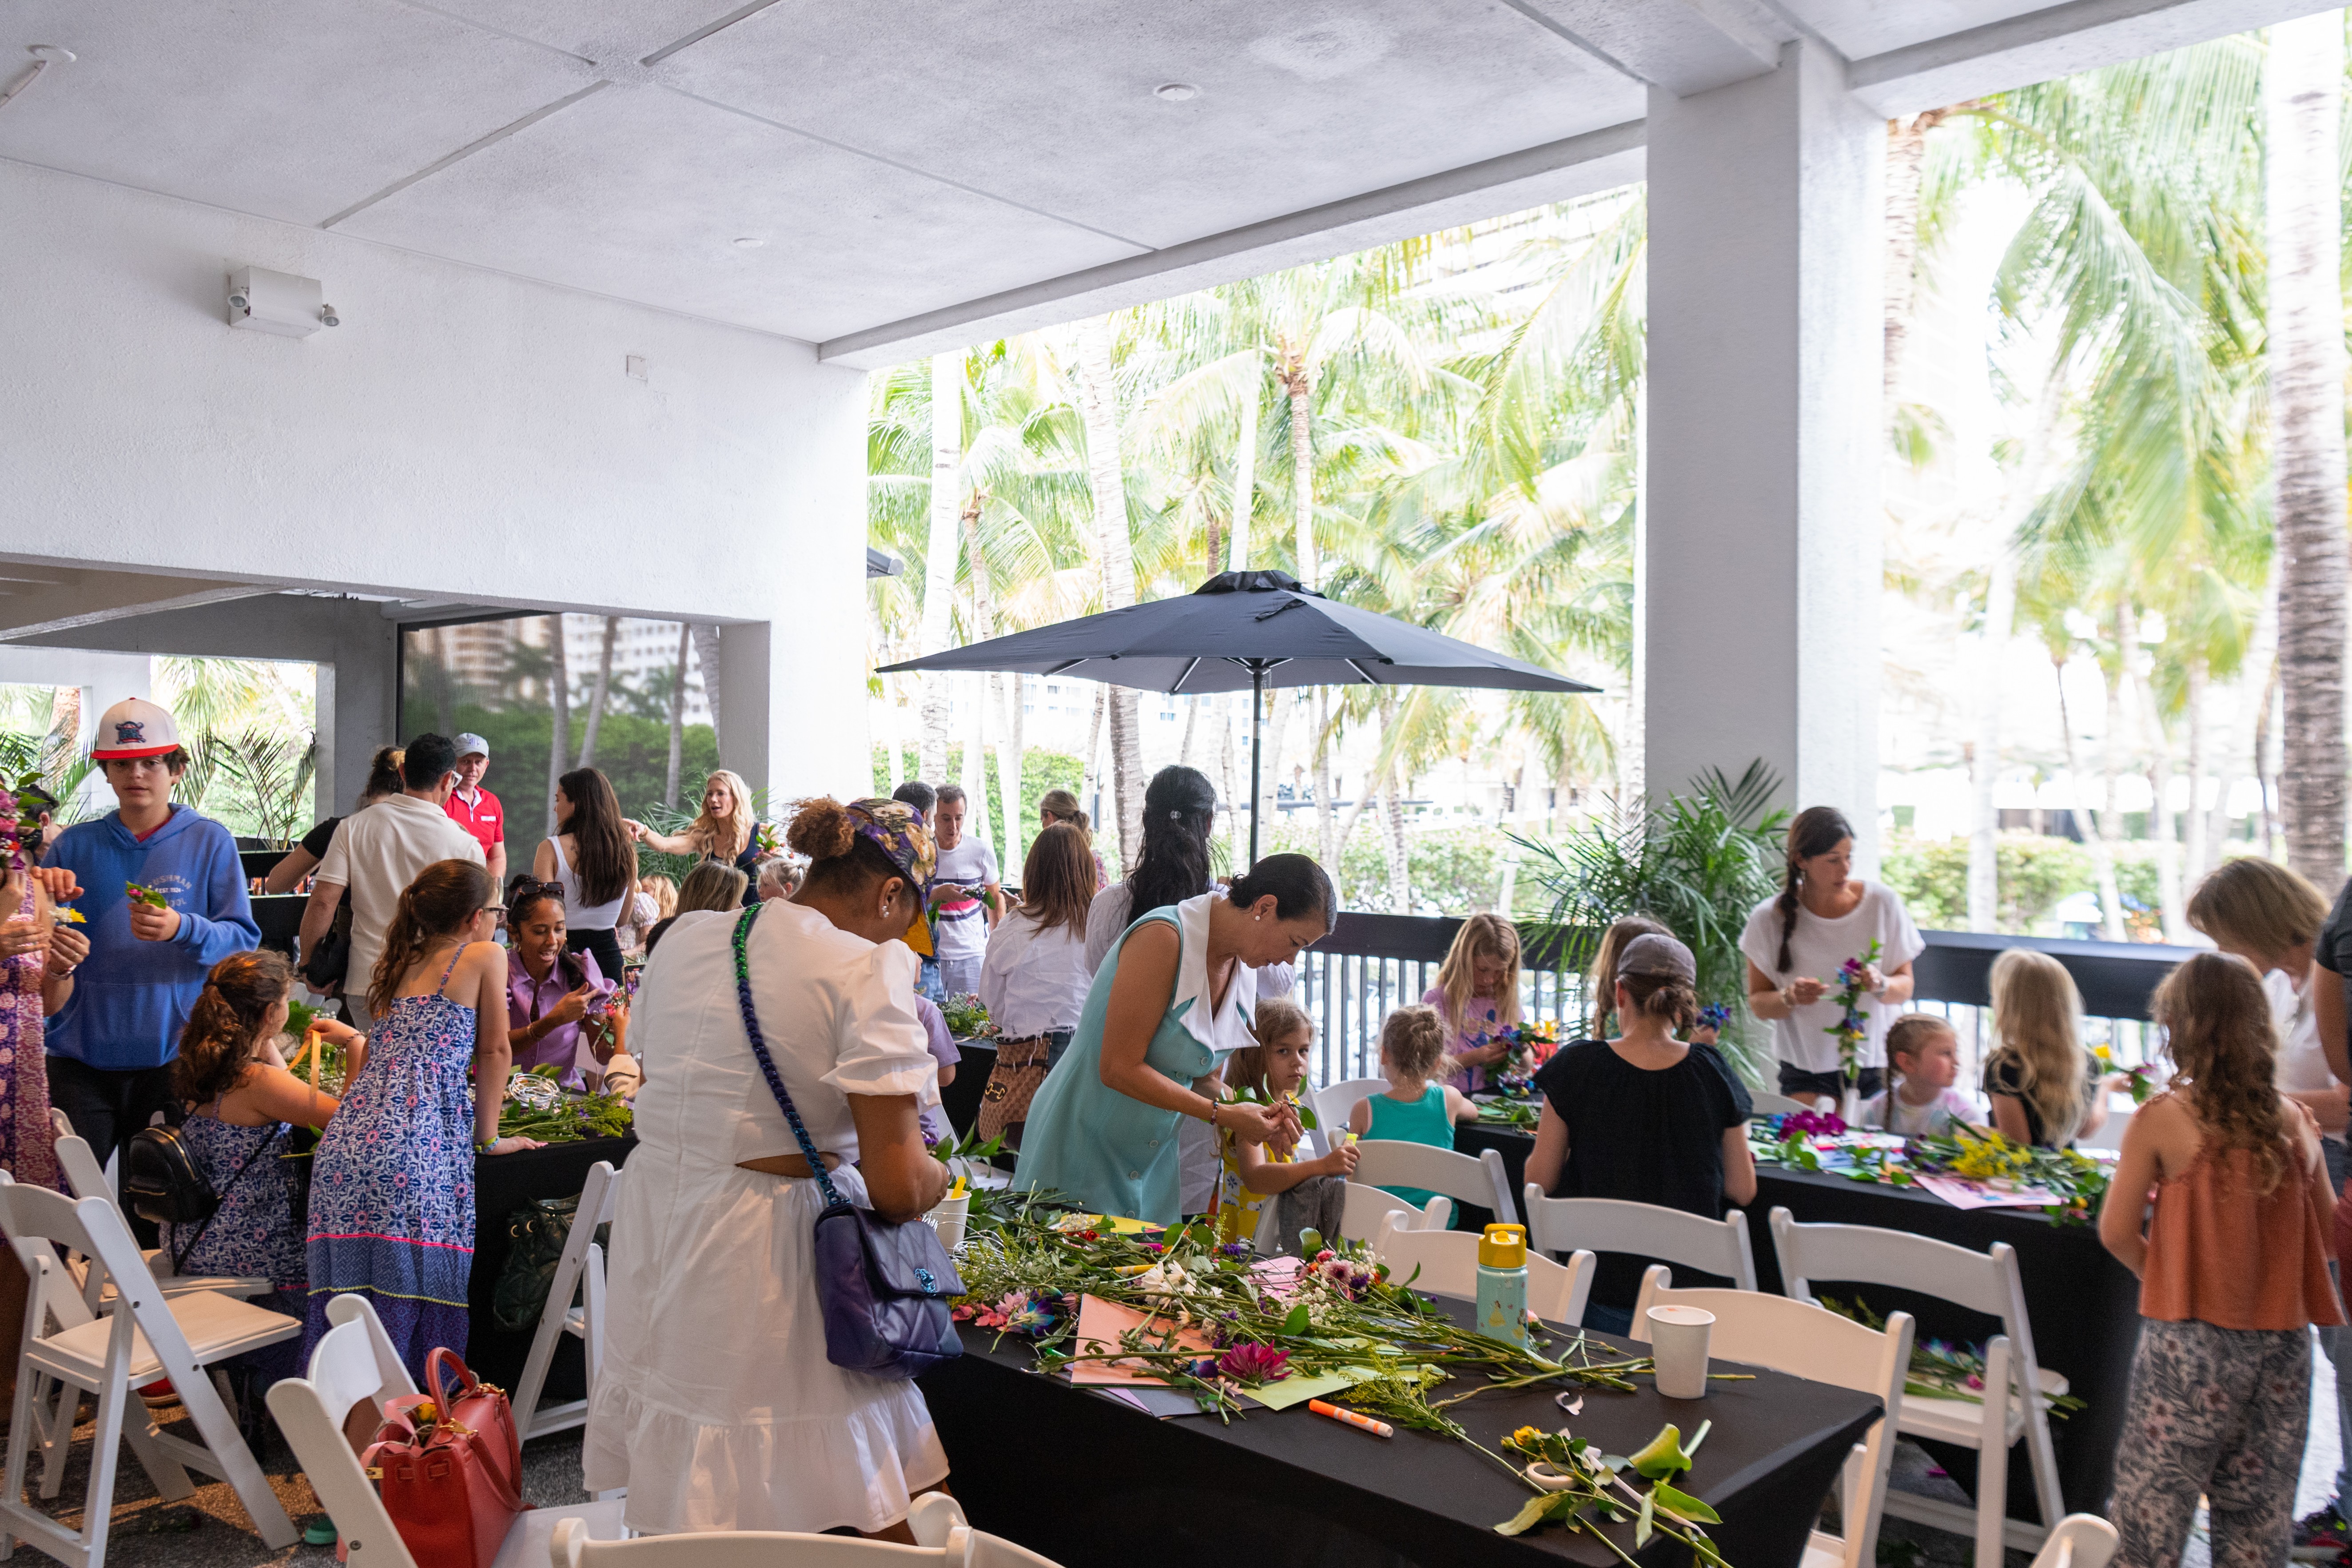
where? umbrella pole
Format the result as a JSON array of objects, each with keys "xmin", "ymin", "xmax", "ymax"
[{"xmin": 1248, "ymin": 665, "xmax": 1265, "ymax": 867}]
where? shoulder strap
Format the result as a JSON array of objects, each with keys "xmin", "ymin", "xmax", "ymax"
[
  {"xmin": 171, "ymin": 1129, "xmax": 279, "ymax": 1271},
  {"xmin": 731, "ymin": 905, "xmax": 846, "ymax": 1209},
  {"xmin": 434, "ymin": 942, "xmax": 466, "ymax": 994}
]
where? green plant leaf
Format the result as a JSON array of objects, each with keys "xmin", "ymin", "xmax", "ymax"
[
  {"xmin": 1281, "ymin": 1303, "xmax": 1311, "ymax": 1337},
  {"xmin": 1652, "ymin": 1484, "xmax": 1720, "ymax": 1524},
  {"xmin": 1628, "ymin": 1423, "xmax": 1691, "ymax": 1479},
  {"xmin": 1634, "ymin": 1484, "xmax": 1655, "ymax": 1547}
]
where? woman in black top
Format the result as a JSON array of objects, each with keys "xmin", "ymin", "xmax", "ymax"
[{"xmin": 1524, "ymin": 933, "xmax": 1757, "ymax": 1218}]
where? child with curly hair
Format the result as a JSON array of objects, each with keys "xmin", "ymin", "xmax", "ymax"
[{"xmin": 2100, "ymin": 951, "xmax": 2344, "ymax": 1567}]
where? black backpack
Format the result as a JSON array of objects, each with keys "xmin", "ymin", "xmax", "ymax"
[{"xmin": 122, "ymin": 1124, "xmax": 275, "ymax": 1270}]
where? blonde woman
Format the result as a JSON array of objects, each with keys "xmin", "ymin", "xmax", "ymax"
[
  {"xmin": 1983, "ymin": 948, "xmax": 2110, "ymax": 1148},
  {"xmin": 1421, "ymin": 913, "xmax": 1524, "ymax": 1092},
  {"xmin": 628, "ymin": 771, "xmax": 756, "ymax": 863},
  {"xmin": 2189, "ymin": 859, "xmax": 2342, "ymax": 1141}
]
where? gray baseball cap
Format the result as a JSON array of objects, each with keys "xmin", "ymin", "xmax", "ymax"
[
  {"xmin": 1617, "ymin": 932, "xmax": 1697, "ymax": 986},
  {"xmin": 454, "ymin": 732, "xmax": 490, "ymax": 759}
]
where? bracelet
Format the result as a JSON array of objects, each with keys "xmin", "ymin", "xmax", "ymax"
[
  {"xmin": 1202, "ymin": 1100, "xmax": 1221, "ymax": 1129},
  {"xmin": 476, "ymin": 1137, "xmax": 498, "ymax": 1151}
]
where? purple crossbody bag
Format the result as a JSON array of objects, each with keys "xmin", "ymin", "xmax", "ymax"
[{"xmin": 732, "ymin": 905, "xmax": 963, "ymax": 1380}]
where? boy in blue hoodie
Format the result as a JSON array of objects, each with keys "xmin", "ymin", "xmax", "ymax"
[{"xmin": 42, "ymin": 697, "xmax": 259, "ymax": 1169}]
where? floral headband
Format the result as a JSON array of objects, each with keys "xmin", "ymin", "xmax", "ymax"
[{"xmin": 846, "ymin": 797, "xmax": 937, "ymax": 887}]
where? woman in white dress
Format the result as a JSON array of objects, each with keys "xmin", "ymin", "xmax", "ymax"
[
  {"xmin": 585, "ymin": 796, "xmax": 951, "ymax": 1538},
  {"xmin": 1740, "ymin": 805, "xmax": 1924, "ymax": 1111}
]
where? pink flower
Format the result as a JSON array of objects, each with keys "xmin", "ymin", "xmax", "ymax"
[{"xmin": 1218, "ymin": 1343, "xmax": 1291, "ymax": 1385}]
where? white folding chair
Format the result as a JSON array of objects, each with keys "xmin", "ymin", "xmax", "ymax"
[
  {"xmin": 1769, "ymin": 1208, "xmax": 2067, "ymax": 1564},
  {"xmin": 49, "ymin": 1130, "xmax": 271, "ymax": 1305},
  {"xmin": 512, "ymin": 1161, "xmax": 624, "ymax": 1445},
  {"xmin": 1751, "ymin": 1090, "xmax": 1813, "ymax": 1118},
  {"xmin": 1337, "ymin": 1182, "xmax": 1448, "ymax": 1246},
  {"xmin": 266, "ymin": 1295, "xmax": 628, "ymax": 1568},
  {"xmin": 2026, "ymin": 1515, "xmax": 2117, "ymax": 1568},
  {"xmin": 1353, "ymin": 1140, "xmax": 1518, "ymax": 1226},
  {"xmin": 0, "ymin": 1172, "xmax": 300, "ymax": 1566},
  {"xmin": 548, "ymin": 1492, "xmax": 1066, "ymax": 1565},
  {"xmin": 1522, "ymin": 1187, "xmax": 1759, "ymax": 1290},
  {"xmin": 1308, "ymin": 1078, "xmax": 1387, "ymax": 1158},
  {"xmin": 1632, "ymin": 1271, "xmax": 1912, "ymax": 1568},
  {"xmin": 1371, "ymin": 1212, "xmax": 1594, "ymax": 1325}
]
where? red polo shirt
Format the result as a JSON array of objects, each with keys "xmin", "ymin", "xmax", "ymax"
[{"xmin": 446, "ymin": 786, "xmax": 505, "ymax": 856}]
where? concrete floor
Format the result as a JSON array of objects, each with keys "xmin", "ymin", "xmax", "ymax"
[{"xmin": 7, "ymin": 1341, "xmax": 2345, "ymax": 1568}]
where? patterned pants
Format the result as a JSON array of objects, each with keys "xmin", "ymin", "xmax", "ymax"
[{"xmin": 2109, "ymin": 1317, "xmax": 2309, "ymax": 1568}]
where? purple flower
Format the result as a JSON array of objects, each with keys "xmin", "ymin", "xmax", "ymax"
[
  {"xmin": 1218, "ymin": 1243, "xmax": 1252, "ymax": 1259},
  {"xmin": 1218, "ymin": 1343, "xmax": 1291, "ymax": 1385}
]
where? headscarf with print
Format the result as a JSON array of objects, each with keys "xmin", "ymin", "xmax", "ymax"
[{"xmin": 844, "ymin": 797, "xmax": 938, "ymax": 888}]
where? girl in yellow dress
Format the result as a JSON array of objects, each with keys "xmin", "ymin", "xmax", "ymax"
[{"xmin": 1214, "ymin": 999, "xmax": 1360, "ymax": 1245}]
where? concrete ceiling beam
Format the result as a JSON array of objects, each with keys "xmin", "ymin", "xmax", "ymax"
[
  {"xmin": 817, "ymin": 118, "xmax": 1647, "ymax": 370},
  {"xmin": 0, "ymin": 573, "xmax": 275, "ymax": 642},
  {"xmin": 1848, "ymin": 0, "xmax": 2339, "ymax": 115}
]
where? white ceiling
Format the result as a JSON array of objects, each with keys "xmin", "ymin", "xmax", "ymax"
[{"xmin": 0, "ymin": 0, "xmax": 2324, "ymax": 362}]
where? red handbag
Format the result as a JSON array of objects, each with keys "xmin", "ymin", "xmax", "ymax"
[{"xmin": 361, "ymin": 1349, "xmax": 526, "ymax": 1568}]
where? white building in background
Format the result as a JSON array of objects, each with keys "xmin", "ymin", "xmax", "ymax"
[{"xmin": 482, "ymin": 615, "xmax": 711, "ymax": 728}]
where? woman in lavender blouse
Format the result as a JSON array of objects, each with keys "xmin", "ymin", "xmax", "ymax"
[{"xmin": 504, "ymin": 876, "xmax": 622, "ymax": 1089}]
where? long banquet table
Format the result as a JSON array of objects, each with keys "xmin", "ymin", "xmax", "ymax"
[
  {"xmin": 1455, "ymin": 1123, "xmax": 2138, "ymax": 1520},
  {"xmin": 922, "ymin": 1298, "xmax": 1881, "ymax": 1568}
]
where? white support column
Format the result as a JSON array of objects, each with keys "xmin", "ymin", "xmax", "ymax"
[{"xmin": 1642, "ymin": 39, "xmax": 1885, "ymax": 866}]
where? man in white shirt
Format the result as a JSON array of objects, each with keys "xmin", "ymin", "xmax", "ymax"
[
  {"xmin": 927, "ymin": 784, "xmax": 1002, "ymax": 999},
  {"xmin": 298, "ymin": 732, "xmax": 486, "ymax": 1025}
]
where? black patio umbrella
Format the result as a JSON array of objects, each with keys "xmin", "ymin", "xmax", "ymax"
[{"xmin": 880, "ymin": 569, "xmax": 1599, "ymax": 862}]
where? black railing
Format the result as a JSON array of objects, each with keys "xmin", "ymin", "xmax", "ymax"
[{"xmin": 1298, "ymin": 915, "xmax": 2197, "ymax": 1090}]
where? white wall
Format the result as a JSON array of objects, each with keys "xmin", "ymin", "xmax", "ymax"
[{"xmin": 0, "ymin": 156, "xmax": 872, "ymax": 802}]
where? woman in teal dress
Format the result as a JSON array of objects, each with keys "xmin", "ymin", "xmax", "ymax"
[{"xmin": 1018, "ymin": 855, "xmax": 1336, "ymax": 1225}]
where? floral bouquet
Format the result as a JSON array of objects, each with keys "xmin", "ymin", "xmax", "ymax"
[
  {"xmin": 940, "ymin": 992, "xmax": 997, "ymax": 1041},
  {"xmin": 1479, "ymin": 1020, "xmax": 1561, "ymax": 1097},
  {"xmin": 1823, "ymin": 939, "xmax": 1882, "ymax": 1091}
]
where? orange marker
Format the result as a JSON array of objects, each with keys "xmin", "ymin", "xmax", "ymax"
[{"xmin": 1308, "ymin": 1400, "xmax": 1392, "ymax": 1438}]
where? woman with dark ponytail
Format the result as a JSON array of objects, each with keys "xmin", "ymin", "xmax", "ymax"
[
  {"xmin": 304, "ymin": 859, "xmax": 542, "ymax": 1380},
  {"xmin": 1739, "ymin": 806, "xmax": 1923, "ymax": 1110},
  {"xmin": 1019, "ymin": 852, "xmax": 1337, "ymax": 1224},
  {"xmin": 167, "ymin": 950, "xmax": 348, "ymax": 1358}
]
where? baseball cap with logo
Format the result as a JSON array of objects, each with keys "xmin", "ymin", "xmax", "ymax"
[
  {"xmin": 455, "ymin": 733, "xmax": 490, "ymax": 760},
  {"xmin": 89, "ymin": 698, "xmax": 183, "ymax": 761}
]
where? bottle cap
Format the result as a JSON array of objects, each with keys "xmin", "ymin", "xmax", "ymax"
[{"xmin": 1479, "ymin": 1223, "xmax": 1527, "ymax": 1269}]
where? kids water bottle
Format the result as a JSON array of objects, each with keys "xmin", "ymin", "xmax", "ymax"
[{"xmin": 1477, "ymin": 1223, "xmax": 1529, "ymax": 1348}]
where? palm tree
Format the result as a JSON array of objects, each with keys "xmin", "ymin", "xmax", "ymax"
[
  {"xmin": 663, "ymin": 621, "xmax": 691, "ymax": 807},
  {"xmin": 577, "ymin": 615, "xmax": 618, "ymax": 767},
  {"xmin": 544, "ymin": 615, "xmax": 570, "ymax": 835},
  {"xmin": 919, "ymin": 350, "xmax": 965, "ymax": 785},
  {"xmin": 1068, "ymin": 314, "xmax": 1146, "ymax": 865},
  {"xmin": 2265, "ymin": 12, "xmax": 2347, "ymax": 885}
]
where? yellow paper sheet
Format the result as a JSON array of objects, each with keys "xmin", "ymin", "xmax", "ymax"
[{"xmin": 1243, "ymin": 1364, "xmax": 1381, "ymax": 1412}]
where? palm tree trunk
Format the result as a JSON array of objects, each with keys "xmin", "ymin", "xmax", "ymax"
[
  {"xmin": 2268, "ymin": 12, "xmax": 2350, "ymax": 886},
  {"xmin": 1381, "ymin": 762, "xmax": 1410, "ymax": 913},
  {"xmin": 963, "ymin": 665, "xmax": 991, "ymax": 857},
  {"xmin": 545, "ymin": 615, "xmax": 570, "ymax": 836},
  {"xmin": 577, "ymin": 615, "xmax": 618, "ymax": 768},
  {"xmin": 1280, "ymin": 348, "xmax": 1317, "ymax": 588},
  {"xmin": 1335, "ymin": 692, "xmax": 1395, "ymax": 870},
  {"xmin": 1230, "ymin": 369, "xmax": 1259, "ymax": 572},
  {"xmin": 690, "ymin": 625, "xmax": 723, "ymax": 755},
  {"xmin": 919, "ymin": 351, "xmax": 964, "ymax": 786},
  {"xmin": 1082, "ymin": 685, "xmax": 1106, "ymax": 829},
  {"xmin": 2184, "ymin": 659, "xmax": 2209, "ymax": 885},
  {"xmin": 2257, "ymin": 654, "xmax": 2281, "ymax": 858},
  {"xmin": 2055, "ymin": 653, "xmax": 2125, "ymax": 938},
  {"xmin": 1257, "ymin": 686, "xmax": 1292, "ymax": 856},
  {"xmin": 2148, "ymin": 739, "xmax": 2185, "ymax": 943},
  {"xmin": 1219, "ymin": 695, "xmax": 1243, "ymax": 866},
  {"xmin": 44, "ymin": 685, "xmax": 79, "ymax": 778},
  {"xmin": 999, "ymin": 673, "xmax": 1024, "ymax": 874},
  {"xmin": 663, "ymin": 621, "xmax": 690, "ymax": 807},
  {"xmin": 1179, "ymin": 698, "xmax": 1199, "ymax": 768},
  {"xmin": 1315, "ymin": 688, "xmax": 1337, "ymax": 871},
  {"xmin": 2097, "ymin": 619, "xmax": 2129, "ymax": 940},
  {"xmin": 1883, "ymin": 111, "xmax": 1937, "ymax": 402},
  {"xmin": 1073, "ymin": 316, "xmax": 1145, "ymax": 864}
]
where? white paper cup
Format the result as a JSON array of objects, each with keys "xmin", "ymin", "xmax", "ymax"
[
  {"xmin": 925, "ymin": 1193, "xmax": 970, "ymax": 1251},
  {"xmin": 1647, "ymin": 1304, "xmax": 1715, "ymax": 1399}
]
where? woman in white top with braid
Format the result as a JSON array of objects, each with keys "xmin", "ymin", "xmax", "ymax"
[
  {"xmin": 585, "ymin": 796, "xmax": 949, "ymax": 1539},
  {"xmin": 1740, "ymin": 805, "xmax": 1923, "ymax": 1111}
]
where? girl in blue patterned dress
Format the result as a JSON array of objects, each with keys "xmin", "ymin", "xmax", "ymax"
[
  {"xmin": 163, "ymin": 948, "xmax": 347, "ymax": 1376},
  {"xmin": 304, "ymin": 860, "xmax": 541, "ymax": 1379}
]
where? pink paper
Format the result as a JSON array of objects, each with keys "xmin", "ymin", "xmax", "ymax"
[
  {"xmin": 1067, "ymin": 1295, "xmax": 1216, "ymax": 1386},
  {"xmin": 1914, "ymin": 1174, "xmax": 2061, "ymax": 1210},
  {"xmin": 1249, "ymin": 1255, "xmax": 1306, "ymax": 1301}
]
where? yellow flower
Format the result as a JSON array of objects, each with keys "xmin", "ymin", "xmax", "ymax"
[
  {"xmin": 1510, "ymin": 1425, "xmax": 1542, "ymax": 1447},
  {"xmin": 2091, "ymin": 1045, "xmax": 2112, "ymax": 1063}
]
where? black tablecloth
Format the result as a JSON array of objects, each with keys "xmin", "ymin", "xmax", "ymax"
[
  {"xmin": 923, "ymin": 1300, "xmax": 1879, "ymax": 1568},
  {"xmin": 1457, "ymin": 1124, "xmax": 2138, "ymax": 1519},
  {"xmin": 465, "ymin": 1135, "xmax": 636, "ymax": 1396}
]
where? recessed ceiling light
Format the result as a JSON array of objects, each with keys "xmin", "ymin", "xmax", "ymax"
[
  {"xmin": 732, "ymin": 236, "xmax": 764, "ymax": 248},
  {"xmin": 1154, "ymin": 82, "xmax": 1198, "ymax": 102}
]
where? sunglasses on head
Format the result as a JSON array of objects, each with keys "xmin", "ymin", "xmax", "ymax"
[{"xmin": 513, "ymin": 880, "xmax": 565, "ymax": 901}]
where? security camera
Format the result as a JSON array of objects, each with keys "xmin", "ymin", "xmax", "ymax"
[{"xmin": 320, "ymin": 305, "xmax": 340, "ymax": 328}]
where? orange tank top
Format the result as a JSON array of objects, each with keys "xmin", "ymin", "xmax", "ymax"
[{"xmin": 2138, "ymin": 1095, "xmax": 2344, "ymax": 1331}]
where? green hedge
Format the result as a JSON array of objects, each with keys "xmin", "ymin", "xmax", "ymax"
[
  {"xmin": 1878, "ymin": 832, "xmax": 2165, "ymax": 937},
  {"xmin": 871, "ymin": 747, "xmax": 1098, "ymax": 879}
]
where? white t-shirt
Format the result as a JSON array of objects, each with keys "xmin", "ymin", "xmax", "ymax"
[
  {"xmin": 315, "ymin": 793, "xmax": 486, "ymax": 995},
  {"xmin": 2268, "ymin": 966, "xmax": 2339, "ymax": 1087},
  {"xmin": 978, "ymin": 912, "xmax": 1092, "ymax": 1037},
  {"xmin": 1738, "ymin": 880, "xmax": 1925, "ymax": 1075},
  {"xmin": 931, "ymin": 838, "xmax": 999, "ymax": 961}
]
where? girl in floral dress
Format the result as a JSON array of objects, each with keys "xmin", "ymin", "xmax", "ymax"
[
  {"xmin": 0, "ymin": 799, "xmax": 87, "ymax": 1193},
  {"xmin": 163, "ymin": 949, "xmax": 346, "ymax": 1375},
  {"xmin": 303, "ymin": 860, "xmax": 539, "ymax": 1378}
]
